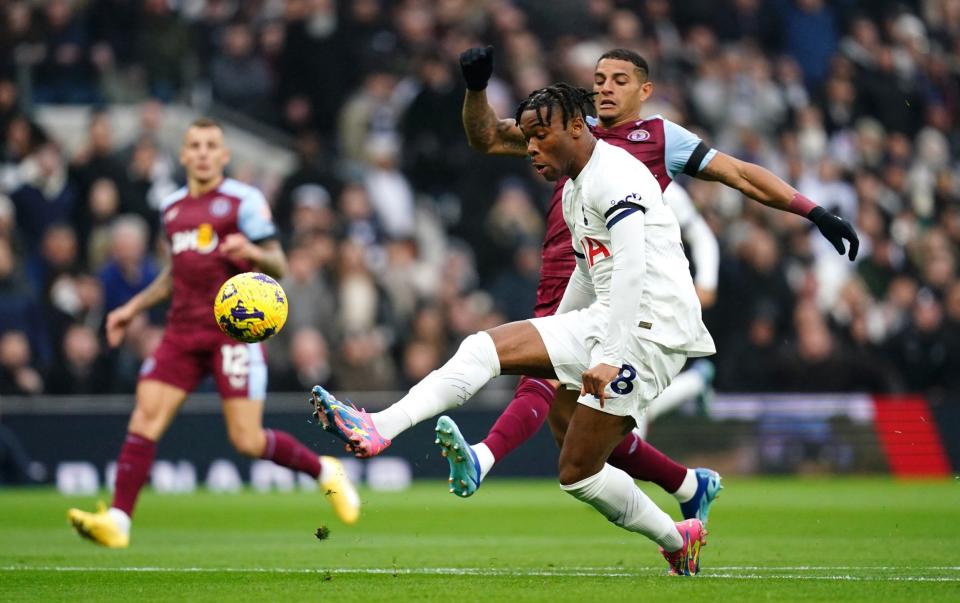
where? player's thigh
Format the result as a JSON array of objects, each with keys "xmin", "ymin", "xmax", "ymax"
[
  {"xmin": 221, "ymin": 397, "xmax": 266, "ymax": 457},
  {"xmin": 486, "ymin": 320, "xmax": 557, "ymax": 378},
  {"xmin": 546, "ymin": 386, "xmax": 579, "ymax": 448},
  {"xmin": 557, "ymin": 403, "xmax": 635, "ymax": 485},
  {"xmin": 526, "ymin": 309, "xmax": 595, "ymax": 391},
  {"xmin": 213, "ymin": 341, "xmax": 268, "ymax": 401},
  {"xmin": 128, "ymin": 379, "xmax": 189, "ymax": 440}
]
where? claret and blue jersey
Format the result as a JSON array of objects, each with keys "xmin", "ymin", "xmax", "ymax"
[
  {"xmin": 159, "ymin": 178, "xmax": 277, "ymax": 331},
  {"xmin": 540, "ymin": 115, "xmax": 716, "ymax": 282}
]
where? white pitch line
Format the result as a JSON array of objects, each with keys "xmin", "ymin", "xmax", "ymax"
[{"xmin": 1, "ymin": 566, "xmax": 958, "ymax": 582}]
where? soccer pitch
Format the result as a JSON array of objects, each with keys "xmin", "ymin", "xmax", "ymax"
[{"xmin": 2, "ymin": 478, "xmax": 958, "ymax": 602}]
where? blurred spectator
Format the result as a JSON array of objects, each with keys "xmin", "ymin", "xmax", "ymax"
[
  {"xmin": 0, "ymin": 79, "xmax": 20, "ymax": 140},
  {"xmin": 332, "ymin": 330, "xmax": 397, "ymax": 391},
  {"xmin": 887, "ymin": 290, "xmax": 954, "ymax": 399},
  {"xmin": 336, "ymin": 239, "xmax": 393, "ymax": 336},
  {"xmin": 339, "ymin": 182, "xmax": 386, "ymax": 250},
  {"xmin": 771, "ymin": 301, "xmax": 889, "ymax": 392},
  {"xmin": 0, "ymin": 237, "xmax": 47, "ymax": 361},
  {"xmin": 98, "ymin": 215, "xmax": 158, "ymax": 313},
  {"xmin": 272, "ymin": 241, "xmax": 337, "ymax": 369},
  {"xmin": 378, "ymin": 238, "xmax": 438, "ymax": 328},
  {"xmin": 33, "ymin": 0, "xmax": 98, "ymax": 103},
  {"xmin": 10, "ymin": 142, "xmax": 76, "ymax": 253},
  {"xmin": 47, "ymin": 273, "xmax": 105, "ymax": 345},
  {"xmin": 211, "ymin": 22, "xmax": 273, "ymax": 120},
  {"xmin": 338, "ymin": 68, "xmax": 402, "ymax": 171},
  {"xmin": 276, "ymin": 0, "xmax": 347, "ymax": 136},
  {"xmin": 136, "ymin": 0, "xmax": 190, "ymax": 101},
  {"xmin": 489, "ymin": 244, "xmax": 540, "ymax": 323},
  {"xmin": 0, "ymin": 330, "xmax": 43, "ymax": 395},
  {"xmin": 83, "ymin": 178, "xmax": 122, "ymax": 269},
  {"xmin": 400, "ymin": 51, "xmax": 468, "ymax": 196},
  {"xmin": 717, "ymin": 301, "xmax": 781, "ymax": 391},
  {"xmin": 46, "ymin": 324, "xmax": 109, "ymax": 395},
  {"xmin": 119, "ymin": 135, "xmax": 176, "ymax": 240},
  {"xmin": 480, "ymin": 181, "xmax": 544, "ymax": 279},
  {"xmin": 272, "ymin": 327, "xmax": 335, "ymax": 392},
  {"xmin": 782, "ymin": 0, "xmax": 839, "ymax": 87},
  {"xmin": 363, "ymin": 133, "xmax": 416, "ymax": 239},
  {"xmin": 69, "ymin": 110, "xmax": 123, "ymax": 202},
  {"xmin": 273, "ymin": 132, "xmax": 341, "ymax": 237},
  {"xmin": 25, "ymin": 223, "xmax": 79, "ymax": 301},
  {"xmin": 400, "ymin": 339, "xmax": 440, "ymax": 389},
  {"xmin": 288, "ymin": 184, "xmax": 336, "ymax": 241}
]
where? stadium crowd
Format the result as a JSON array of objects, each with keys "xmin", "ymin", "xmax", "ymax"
[{"xmin": 1, "ymin": 0, "xmax": 959, "ymax": 404}]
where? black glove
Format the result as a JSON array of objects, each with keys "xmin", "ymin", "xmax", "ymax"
[
  {"xmin": 460, "ymin": 45, "xmax": 494, "ymax": 91},
  {"xmin": 809, "ymin": 206, "xmax": 860, "ymax": 261}
]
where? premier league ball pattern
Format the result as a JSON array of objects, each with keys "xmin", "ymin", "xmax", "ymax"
[{"xmin": 213, "ymin": 272, "xmax": 288, "ymax": 343}]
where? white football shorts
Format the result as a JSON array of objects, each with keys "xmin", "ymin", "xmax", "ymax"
[{"xmin": 529, "ymin": 307, "xmax": 686, "ymax": 423}]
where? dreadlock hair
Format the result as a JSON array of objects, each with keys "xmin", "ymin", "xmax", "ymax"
[
  {"xmin": 514, "ymin": 83, "xmax": 596, "ymax": 130},
  {"xmin": 597, "ymin": 48, "xmax": 650, "ymax": 81}
]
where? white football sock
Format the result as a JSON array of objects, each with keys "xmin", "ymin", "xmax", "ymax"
[
  {"xmin": 561, "ymin": 464, "xmax": 682, "ymax": 551},
  {"xmin": 646, "ymin": 369, "xmax": 705, "ymax": 422},
  {"xmin": 672, "ymin": 468, "xmax": 699, "ymax": 502},
  {"xmin": 107, "ymin": 507, "xmax": 131, "ymax": 535},
  {"xmin": 470, "ymin": 443, "xmax": 496, "ymax": 481},
  {"xmin": 371, "ymin": 332, "xmax": 501, "ymax": 440}
]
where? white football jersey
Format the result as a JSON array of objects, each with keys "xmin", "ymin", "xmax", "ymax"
[{"xmin": 561, "ymin": 140, "xmax": 715, "ymax": 360}]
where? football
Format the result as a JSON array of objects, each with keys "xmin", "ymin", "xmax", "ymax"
[{"xmin": 213, "ymin": 272, "xmax": 288, "ymax": 343}]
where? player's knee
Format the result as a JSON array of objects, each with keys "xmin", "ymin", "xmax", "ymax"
[
  {"xmin": 128, "ymin": 404, "xmax": 168, "ymax": 439},
  {"xmin": 228, "ymin": 427, "xmax": 266, "ymax": 457},
  {"xmin": 456, "ymin": 331, "xmax": 500, "ymax": 379},
  {"xmin": 558, "ymin": 455, "xmax": 594, "ymax": 486}
]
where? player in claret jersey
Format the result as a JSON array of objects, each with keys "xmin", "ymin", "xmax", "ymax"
[
  {"xmin": 68, "ymin": 119, "xmax": 359, "ymax": 548},
  {"xmin": 424, "ymin": 47, "xmax": 859, "ymax": 514}
]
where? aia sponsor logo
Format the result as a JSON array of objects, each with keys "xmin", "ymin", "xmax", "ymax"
[
  {"xmin": 627, "ymin": 129, "xmax": 650, "ymax": 142},
  {"xmin": 581, "ymin": 236, "xmax": 611, "ymax": 267},
  {"xmin": 171, "ymin": 223, "xmax": 219, "ymax": 254}
]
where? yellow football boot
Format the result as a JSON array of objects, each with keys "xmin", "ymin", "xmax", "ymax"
[
  {"xmin": 319, "ymin": 456, "xmax": 361, "ymax": 525},
  {"xmin": 67, "ymin": 502, "xmax": 129, "ymax": 548}
]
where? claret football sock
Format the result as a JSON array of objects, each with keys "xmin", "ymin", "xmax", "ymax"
[
  {"xmin": 481, "ymin": 376, "xmax": 554, "ymax": 463},
  {"xmin": 608, "ymin": 431, "xmax": 688, "ymax": 494},
  {"xmin": 111, "ymin": 432, "xmax": 156, "ymax": 518},
  {"xmin": 262, "ymin": 429, "xmax": 322, "ymax": 478},
  {"xmin": 372, "ymin": 331, "xmax": 500, "ymax": 440}
]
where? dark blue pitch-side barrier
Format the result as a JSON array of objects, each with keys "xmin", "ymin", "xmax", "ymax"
[{"xmin": 1, "ymin": 392, "xmax": 956, "ymax": 492}]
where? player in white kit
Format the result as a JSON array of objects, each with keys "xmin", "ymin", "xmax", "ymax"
[{"xmin": 311, "ymin": 83, "xmax": 714, "ymax": 575}]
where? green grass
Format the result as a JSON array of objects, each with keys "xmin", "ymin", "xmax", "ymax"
[{"xmin": 2, "ymin": 478, "xmax": 958, "ymax": 601}]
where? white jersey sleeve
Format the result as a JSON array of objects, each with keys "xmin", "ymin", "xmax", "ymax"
[
  {"xmin": 556, "ymin": 252, "xmax": 595, "ymax": 315},
  {"xmin": 584, "ymin": 156, "xmax": 660, "ymax": 367},
  {"xmin": 664, "ymin": 183, "xmax": 718, "ymax": 291}
]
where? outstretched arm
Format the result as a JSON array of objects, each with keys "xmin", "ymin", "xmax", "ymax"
[
  {"xmin": 460, "ymin": 46, "xmax": 528, "ymax": 157},
  {"xmin": 698, "ymin": 152, "xmax": 860, "ymax": 260}
]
